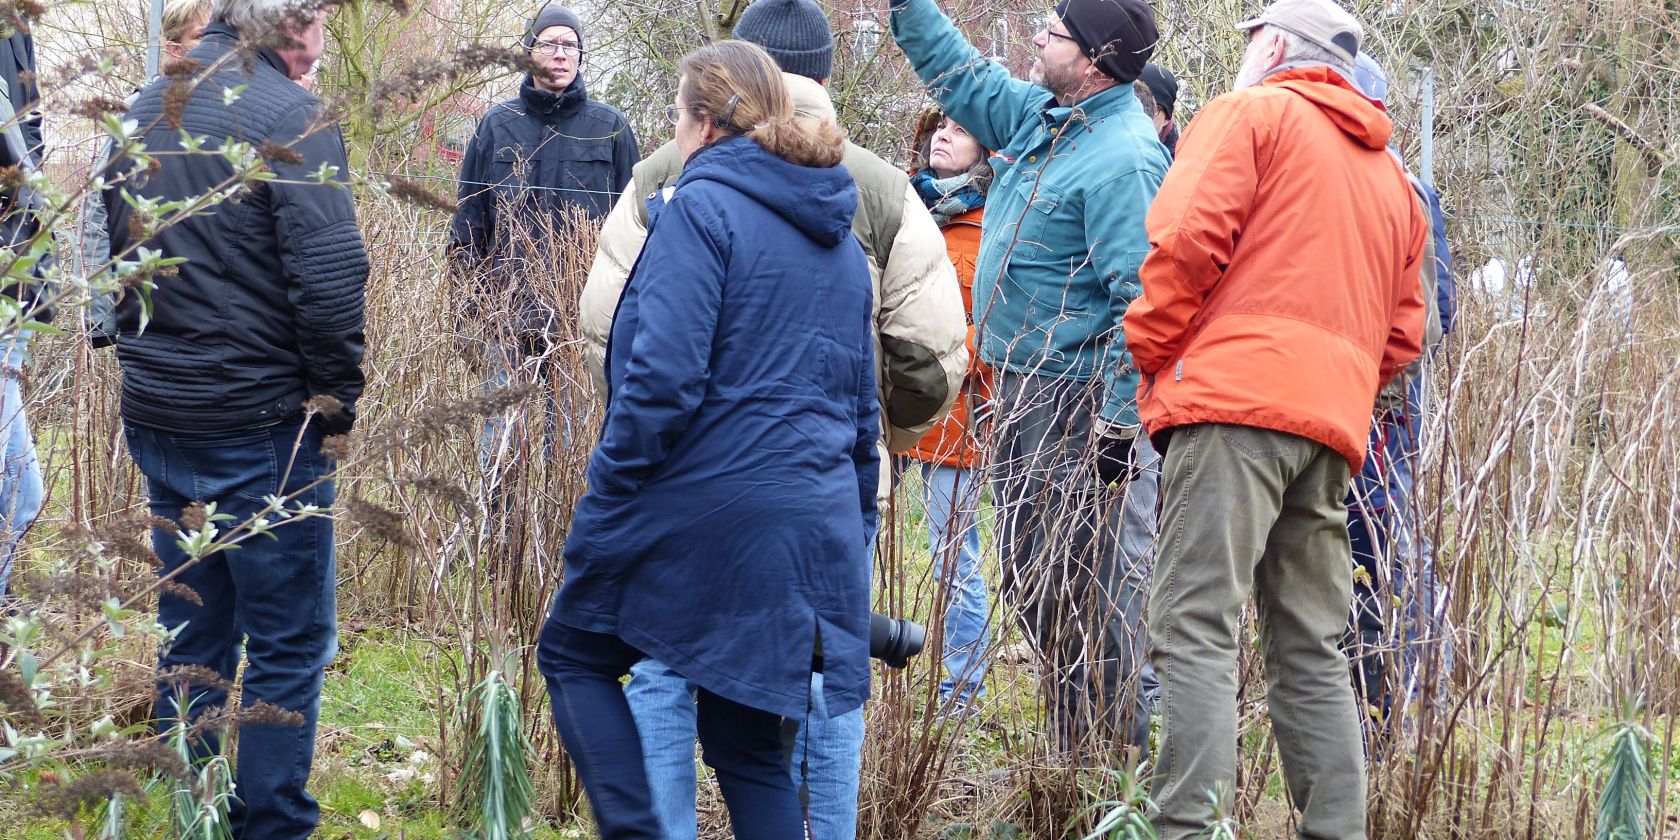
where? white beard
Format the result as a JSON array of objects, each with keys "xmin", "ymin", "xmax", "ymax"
[{"xmin": 1236, "ymin": 50, "xmax": 1270, "ymax": 90}]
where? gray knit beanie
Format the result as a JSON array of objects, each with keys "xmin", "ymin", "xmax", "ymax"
[
  {"xmin": 731, "ymin": 0, "xmax": 835, "ymax": 82},
  {"xmin": 524, "ymin": 2, "xmax": 583, "ymax": 50}
]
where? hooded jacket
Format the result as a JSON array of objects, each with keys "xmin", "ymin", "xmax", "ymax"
[
  {"xmin": 103, "ymin": 22, "xmax": 368, "ymax": 434},
  {"xmin": 1123, "ymin": 65, "xmax": 1428, "ymax": 469},
  {"xmin": 552, "ymin": 136, "xmax": 878, "ymax": 721},
  {"xmin": 890, "ymin": 0, "xmax": 1171, "ymax": 428},
  {"xmin": 450, "ymin": 76, "xmax": 637, "ymax": 340},
  {"xmin": 580, "ymin": 72, "xmax": 967, "ymax": 474}
]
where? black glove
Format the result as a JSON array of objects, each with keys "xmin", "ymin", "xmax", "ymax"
[{"xmin": 1093, "ymin": 428, "xmax": 1141, "ymax": 487}]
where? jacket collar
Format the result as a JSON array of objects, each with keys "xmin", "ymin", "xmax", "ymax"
[
  {"xmin": 1038, "ymin": 82, "xmax": 1138, "ymax": 129},
  {"xmin": 783, "ymin": 73, "xmax": 837, "ymax": 123},
  {"xmin": 520, "ymin": 75, "xmax": 588, "ymax": 118},
  {"xmin": 200, "ymin": 20, "xmax": 292, "ymax": 79}
]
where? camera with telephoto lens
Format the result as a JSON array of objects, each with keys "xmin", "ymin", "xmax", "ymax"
[{"xmin": 870, "ymin": 613, "xmax": 925, "ymax": 669}]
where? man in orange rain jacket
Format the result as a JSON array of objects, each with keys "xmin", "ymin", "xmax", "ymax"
[{"xmin": 1121, "ymin": 0, "xmax": 1427, "ymax": 836}]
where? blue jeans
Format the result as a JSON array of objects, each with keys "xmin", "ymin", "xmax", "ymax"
[
  {"xmin": 917, "ymin": 462, "xmax": 991, "ymax": 704},
  {"xmin": 542, "ymin": 622, "xmax": 801, "ymax": 840},
  {"xmin": 0, "ymin": 339, "xmax": 42, "ymax": 602},
  {"xmin": 126, "ymin": 419, "xmax": 338, "ymax": 840},
  {"xmin": 626, "ymin": 661, "xmax": 865, "ymax": 840},
  {"xmin": 1348, "ymin": 398, "xmax": 1452, "ymax": 719}
]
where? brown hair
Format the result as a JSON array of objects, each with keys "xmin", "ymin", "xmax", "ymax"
[{"xmin": 678, "ymin": 40, "xmax": 844, "ymax": 169}]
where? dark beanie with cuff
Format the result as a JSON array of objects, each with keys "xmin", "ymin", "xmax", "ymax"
[
  {"xmin": 732, "ymin": 0, "xmax": 836, "ymax": 82},
  {"xmin": 1052, "ymin": 0, "xmax": 1158, "ymax": 85},
  {"xmin": 524, "ymin": 2, "xmax": 583, "ymax": 49}
]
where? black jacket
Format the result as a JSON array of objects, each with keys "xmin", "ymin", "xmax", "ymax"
[
  {"xmin": 1, "ymin": 24, "xmax": 51, "ymax": 325},
  {"xmin": 104, "ymin": 23, "xmax": 368, "ymax": 433},
  {"xmin": 449, "ymin": 76, "xmax": 637, "ymax": 339}
]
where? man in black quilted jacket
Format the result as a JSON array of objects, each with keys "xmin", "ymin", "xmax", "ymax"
[{"xmin": 101, "ymin": 2, "xmax": 365, "ymax": 837}]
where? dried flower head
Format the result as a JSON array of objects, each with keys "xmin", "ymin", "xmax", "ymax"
[
  {"xmin": 159, "ymin": 580, "xmax": 205, "ymax": 605},
  {"xmin": 179, "ymin": 502, "xmax": 208, "ymax": 533},
  {"xmin": 0, "ymin": 667, "xmax": 44, "ymax": 728},
  {"xmin": 385, "ymin": 175, "xmax": 457, "ymax": 215},
  {"xmin": 258, "ymin": 139, "xmax": 306, "ymax": 167},
  {"xmin": 303, "ymin": 394, "xmax": 344, "ymax": 417},
  {"xmin": 345, "ymin": 497, "xmax": 416, "ymax": 549},
  {"xmin": 157, "ymin": 664, "xmax": 234, "ymax": 694},
  {"xmin": 70, "ymin": 95, "xmax": 129, "ymax": 122},
  {"xmin": 0, "ymin": 165, "xmax": 23, "ymax": 194},
  {"xmin": 32, "ymin": 768, "xmax": 145, "ymax": 821},
  {"xmin": 97, "ymin": 739, "xmax": 191, "ymax": 781},
  {"xmin": 321, "ymin": 433, "xmax": 354, "ymax": 462},
  {"xmin": 236, "ymin": 700, "xmax": 307, "ymax": 728}
]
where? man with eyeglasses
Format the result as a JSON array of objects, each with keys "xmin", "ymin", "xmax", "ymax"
[
  {"xmin": 888, "ymin": 0, "xmax": 1168, "ymax": 764},
  {"xmin": 450, "ymin": 1, "xmax": 638, "ymax": 484}
]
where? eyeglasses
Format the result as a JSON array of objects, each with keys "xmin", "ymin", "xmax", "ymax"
[
  {"xmin": 664, "ymin": 104, "xmax": 698, "ymax": 125},
  {"xmin": 1038, "ymin": 14, "xmax": 1078, "ymax": 44},
  {"xmin": 531, "ymin": 39, "xmax": 583, "ymax": 59}
]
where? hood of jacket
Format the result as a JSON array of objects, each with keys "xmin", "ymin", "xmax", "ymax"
[
  {"xmin": 675, "ymin": 135, "xmax": 857, "ymax": 248},
  {"xmin": 519, "ymin": 74, "xmax": 588, "ymax": 118},
  {"xmin": 1266, "ymin": 64, "xmax": 1392, "ymax": 151},
  {"xmin": 783, "ymin": 72, "xmax": 838, "ymax": 123}
]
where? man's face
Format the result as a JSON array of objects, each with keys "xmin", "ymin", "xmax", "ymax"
[
  {"xmin": 276, "ymin": 5, "xmax": 335, "ymax": 81},
  {"xmin": 1234, "ymin": 26, "xmax": 1285, "ymax": 90},
  {"xmin": 530, "ymin": 24, "xmax": 581, "ymax": 93},
  {"xmin": 1030, "ymin": 14, "xmax": 1093, "ymax": 101}
]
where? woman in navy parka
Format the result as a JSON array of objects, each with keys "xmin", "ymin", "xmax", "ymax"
[{"xmin": 538, "ymin": 41, "xmax": 878, "ymax": 838}]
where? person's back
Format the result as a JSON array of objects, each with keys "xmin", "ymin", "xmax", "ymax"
[
  {"xmin": 541, "ymin": 41, "xmax": 877, "ymax": 839},
  {"xmin": 1132, "ymin": 64, "xmax": 1423, "ymax": 466},
  {"xmin": 107, "ymin": 21, "xmax": 366, "ymax": 433}
]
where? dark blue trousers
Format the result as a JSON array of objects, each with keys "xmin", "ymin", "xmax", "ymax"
[{"xmin": 127, "ymin": 419, "xmax": 337, "ymax": 840}]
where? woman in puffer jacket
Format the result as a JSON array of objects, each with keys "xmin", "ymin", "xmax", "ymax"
[
  {"xmin": 537, "ymin": 40, "xmax": 877, "ymax": 839},
  {"xmin": 903, "ymin": 108, "xmax": 994, "ymax": 712}
]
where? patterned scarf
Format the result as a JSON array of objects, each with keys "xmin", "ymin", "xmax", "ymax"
[{"xmin": 911, "ymin": 168, "xmax": 986, "ymax": 227}]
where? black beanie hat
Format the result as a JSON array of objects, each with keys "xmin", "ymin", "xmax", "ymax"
[
  {"xmin": 524, "ymin": 2, "xmax": 583, "ymax": 50},
  {"xmin": 731, "ymin": 0, "xmax": 835, "ymax": 82},
  {"xmin": 1138, "ymin": 63, "xmax": 1178, "ymax": 118},
  {"xmin": 1051, "ymin": 0, "xmax": 1158, "ymax": 85}
]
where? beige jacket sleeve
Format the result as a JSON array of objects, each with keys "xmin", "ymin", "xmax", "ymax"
[
  {"xmin": 877, "ymin": 184, "xmax": 969, "ymax": 453},
  {"xmin": 580, "ymin": 183, "xmax": 649, "ymax": 398}
]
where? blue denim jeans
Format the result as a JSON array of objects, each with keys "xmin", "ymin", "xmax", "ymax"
[
  {"xmin": 1348, "ymin": 394, "xmax": 1452, "ymax": 719},
  {"xmin": 625, "ymin": 661, "xmax": 865, "ymax": 840},
  {"xmin": 543, "ymin": 622, "xmax": 801, "ymax": 840},
  {"xmin": 917, "ymin": 462, "xmax": 991, "ymax": 704},
  {"xmin": 0, "ymin": 339, "xmax": 42, "ymax": 602},
  {"xmin": 126, "ymin": 419, "xmax": 337, "ymax": 840}
]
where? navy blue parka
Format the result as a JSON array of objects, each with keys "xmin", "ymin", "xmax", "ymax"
[{"xmin": 550, "ymin": 136, "xmax": 879, "ymax": 720}]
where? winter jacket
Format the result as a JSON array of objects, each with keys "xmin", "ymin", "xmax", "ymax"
[
  {"xmin": 103, "ymin": 23, "xmax": 368, "ymax": 434},
  {"xmin": 1123, "ymin": 65, "xmax": 1428, "ymax": 469},
  {"xmin": 906, "ymin": 205, "xmax": 990, "ymax": 469},
  {"xmin": 890, "ymin": 0, "xmax": 1170, "ymax": 428},
  {"xmin": 450, "ymin": 76, "xmax": 638, "ymax": 341},
  {"xmin": 555, "ymin": 136, "xmax": 878, "ymax": 720},
  {"xmin": 580, "ymin": 72, "xmax": 967, "ymax": 459},
  {"xmin": 0, "ymin": 25, "xmax": 51, "ymax": 327}
]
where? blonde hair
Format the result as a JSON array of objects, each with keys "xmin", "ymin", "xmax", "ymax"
[
  {"xmin": 164, "ymin": 0, "xmax": 214, "ymax": 43},
  {"xmin": 678, "ymin": 40, "xmax": 844, "ymax": 169}
]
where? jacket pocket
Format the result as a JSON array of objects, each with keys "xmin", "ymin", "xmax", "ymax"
[
  {"xmin": 490, "ymin": 144, "xmax": 537, "ymax": 188},
  {"xmin": 1008, "ymin": 176, "xmax": 1063, "ymax": 261},
  {"xmin": 555, "ymin": 140, "xmax": 616, "ymax": 215}
]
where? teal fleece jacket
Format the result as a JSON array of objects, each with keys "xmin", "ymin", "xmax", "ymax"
[{"xmin": 890, "ymin": 0, "xmax": 1169, "ymax": 424}]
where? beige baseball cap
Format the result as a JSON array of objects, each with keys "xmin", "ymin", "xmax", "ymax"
[{"xmin": 1236, "ymin": 0, "xmax": 1362, "ymax": 68}]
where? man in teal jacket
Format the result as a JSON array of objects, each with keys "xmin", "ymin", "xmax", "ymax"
[{"xmin": 890, "ymin": 0, "xmax": 1168, "ymax": 759}]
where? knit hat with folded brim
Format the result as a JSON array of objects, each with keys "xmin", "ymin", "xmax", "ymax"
[
  {"xmin": 732, "ymin": 0, "xmax": 836, "ymax": 81},
  {"xmin": 1052, "ymin": 0, "xmax": 1158, "ymax": 86},
  {"xmin": 524, "ymin": 2, "xmax": 583, "ymax": 50}
]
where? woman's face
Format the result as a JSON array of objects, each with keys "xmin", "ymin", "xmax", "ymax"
[
  {"xmin": 928, "ymin": 118, "xmax": 982, "ymax": 179},
  {"xmin": 674, "ymin": 80, "xmax": 716, "ymax": 160}
]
